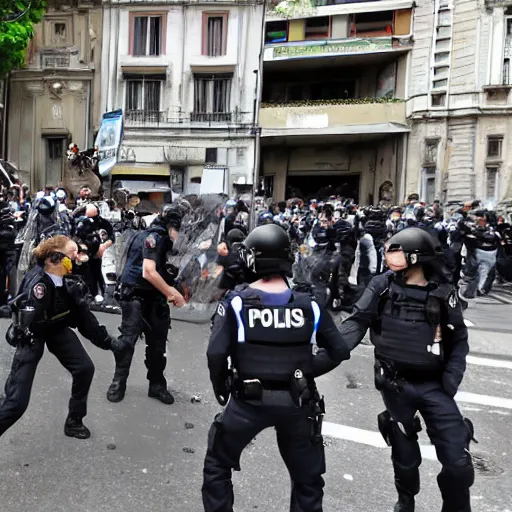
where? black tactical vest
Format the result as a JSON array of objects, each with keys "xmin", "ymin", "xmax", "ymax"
[
  {"xmin": 371, "ymin": 282, "xmax": 445, "ymax": 374},
  {"xmin": 229, "ymin": 292, "xmax": 320, "ymax": 382}
]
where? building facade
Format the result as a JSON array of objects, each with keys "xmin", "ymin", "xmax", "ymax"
[
  {"xmin": 101, "ymin": 0, "xmax": 264, "ymax": 197},
  {"xmin": 6, "ymin": 0, "xmax": 103, "ymax": 189},
  {"xmin": 259, "ymin": 0, "xmax": 414, "ymax": 204},
  {"xmin": 406, "ymin": 0, "xmax": 512, "ymax": 205}
]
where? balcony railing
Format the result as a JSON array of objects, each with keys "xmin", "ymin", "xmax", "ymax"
[
  {"xmin": 190, "ymin": 112, "xmax": 233, "ymax": 123},
  {"xmin": 124, "ymin": 110, "xmax": 253, "ymax": 127},
  {"xmin": 125, "ymin": 110, "xmax": 166, "ymax": 125}
]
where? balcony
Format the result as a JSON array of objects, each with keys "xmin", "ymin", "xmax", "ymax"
[
  {"xmin": 259, "ymin": 98, "xmax": 407, "ymax": 137},
  {"xmin": 124, "ymin": 110, "xmax": 253, "ymax": 129}
]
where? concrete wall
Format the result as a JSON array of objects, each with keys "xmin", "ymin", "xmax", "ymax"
[
  {"xmin": 261, "ymin": 136, "xmax": 402, "ymax": 203},
  {"xmin": 260, "ymin": 102, "xmax": 407, "ymax": 129}
]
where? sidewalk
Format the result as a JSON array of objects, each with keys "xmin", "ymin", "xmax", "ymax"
[{"xmin": 468, "ymin": 329, "xmax": 512, "ymax": 360}]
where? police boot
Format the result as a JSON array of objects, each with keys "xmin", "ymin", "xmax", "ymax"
[
  {"xmin": 64, "ymin": 415, "xmax": 91, "ymax": 440},
  {"xmin": 107, "ymin": 379, "xmax": 127, "ymax": 403},
  {"xmin": 0, "ymin": 305, "xmax": 11, "ymax": 318},
  {"xmin": 394, "ymin": 494, "xmax": 415, "ymax": 512},
  {"xmin": 148, "ymin": 384, "xmax": 175, "ymax": 405}
]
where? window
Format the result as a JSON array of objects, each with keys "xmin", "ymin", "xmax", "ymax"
[
  {"xmin": 487, "ymin": 136, "xmax": 503, "ymax": 159},
  {"xmin": 433, "ymin": 79, "xmax": 448, "ymax": 88},
  {"xmin": 192, "ymin": 74, "xmax": 232, "ymax": 122},
  {"xmin": 422, "ymin": 168, "xmax": 436, "ymax": 204},
  {"xmin": 132, "ymin": 15, "xmax": 163, "ymax": 56},
  {"xmin": 125, "ymin": 79, "xmax": 162, "ymax": 123},
  {"xmin": 205, "ymin": 148, "xmax": 217, "ymax": 163},
  {"xmin": 352, "ymin": 12, "xmax": 393, "ymax": 37},
  {"xmin": 203, "ymin": 13, "xmax": 228, "ymax": 56},
  {"xmin": 431, "ymin": 93, "xmax": 446, "ymax": 107},
  {"xmin": 507, "ymin": 19, "xmax": 512, "ymax": 36},
  {"xmin": 504, "ymin": 59, "xmax": 510, "ymax": 85},
  {"xmin": 424, "ymin": 141, "xmax": 438, "ymax": 164},
  {"xmin": 46, "ymin": 19, "xmax": 71, "ymax": 47},
  {"xmin": 265, "ymin": 21, "xmax": 288, "ymax": 44},
  {"xmin": 486, "ymin": 167, "xmax": 499, "ymax": 200},
  {"xmin": 304, "ymin": 17, "xmax": 330, "ymax": 40}
]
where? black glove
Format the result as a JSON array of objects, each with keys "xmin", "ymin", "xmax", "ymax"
[
  {"xmin": 64, "ymin": 275, "xmax": 89, "ymax": 306},
  {"xmin": 213, "ymin": 382, "xmax": 230, "ymax": 406},
  {"xmin": 442, "ymin": 371, "xmax": 463, "ymax": 398},
  {"xmin": 5, "ymin": 323, "xmax": 30, "ymax": 347}
]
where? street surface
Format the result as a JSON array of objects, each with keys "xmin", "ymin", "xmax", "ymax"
[{"xmin": 0, "ymin": 285, "xmax": 511, "ymax": 512}]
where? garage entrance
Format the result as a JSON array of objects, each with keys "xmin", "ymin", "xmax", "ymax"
[{"xmin": 286, "ymin": 173, "xmax": 360, "ymax": 202}]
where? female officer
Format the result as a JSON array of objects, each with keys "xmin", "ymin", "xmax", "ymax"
[{"xmin": 1, "ymin": 235, "xmax": 120, "ymax": 440}]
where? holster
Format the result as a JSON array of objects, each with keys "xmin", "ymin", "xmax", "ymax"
[
  {"xmin": 374, "ymin": 359, "xmax": 402, "ymax": 392},
  {"xmin": 309, "ymin": 391, "xmax": 325, "ymax": 443},
  {"xmin": 290, "ymin": 369, "xmax": 314, "ymax": 407}
]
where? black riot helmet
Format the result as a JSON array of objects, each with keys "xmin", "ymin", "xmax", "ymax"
[
  {"xmin": 386, "ymin": 227, "xmax": 442, "ymax": 266},
  {"xmin": 240, "ymin": 224, "xmax": 292, "ymax": 277},
  {"xmin": 159, "ymin": 203, "xmax": 183, "ymax": 231}
]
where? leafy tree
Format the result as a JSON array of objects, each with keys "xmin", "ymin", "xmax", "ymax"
[{"xmin": 0, "ymin": 0, "xmax": 46, "ymax": 77}]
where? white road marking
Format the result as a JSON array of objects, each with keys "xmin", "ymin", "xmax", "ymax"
[
  {"xmin": 464, "ymin": 318, "xmax": 475, "ymax": 327},
  {"xmin": 455, "ymin": 391, "xmax": 512, "ymax": 410},
  {"xmin": 322, "ymin": 422, "xmax": 438, "ymax": 461},
  {"xmin": 466, "ymin": 354, "xmax": 512, "ymax": 370}
]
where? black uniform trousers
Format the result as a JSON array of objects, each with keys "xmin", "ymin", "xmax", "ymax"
[
  {"xmin": 382, "ymin": 380, "xmax": 474, "ymax": 511},
  {"xmin": 114, "ymin": 294, "xmax": 170, "ymax": 387},
  {"xmin": 0, "ymin": 328, "xmax": 95, "ymax": 437},
  {"xmin": 202, "ymin": 396, "xmax": 326, "ymax": 512}
]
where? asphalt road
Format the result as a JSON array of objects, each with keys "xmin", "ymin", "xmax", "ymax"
[{"xmin": 0, "ymin": 292, "xmax": 511, "ymax": 512}]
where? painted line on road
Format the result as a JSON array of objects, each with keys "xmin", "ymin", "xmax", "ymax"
[
  {"xmin": 455, "ymin": 391, "xmax": 512, "ymax": 410},
  {"xmin": 464, "ymin": 318, "xmax": 475, "ymax": 327},
  {"xmin": 466, "ymin": 354, "xmax": 512, "ymax": 370},
  {"xmin": 322, "ymin": 422, "xmax": 437, "ymax": 461}
]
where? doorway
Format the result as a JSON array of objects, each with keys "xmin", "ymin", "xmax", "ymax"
[
  {"xmin": 286, "ymin": 173, "xmax": 360, "ymax": 202},
  {"xmin": 44, "ymin": 137, "xmax": 66, "ymax": 187}
]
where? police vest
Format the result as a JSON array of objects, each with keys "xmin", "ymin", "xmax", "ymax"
[
  {"xmin": 229, "ymin": 292, "xmax": 320, "ymax": 382},
  {"xmin": 371, "ymin": 283, "xmax": 445, "ymax": 374},
  {"xmin": 121, "ymin": 227, "xmax": 174, "ymax": 290}
]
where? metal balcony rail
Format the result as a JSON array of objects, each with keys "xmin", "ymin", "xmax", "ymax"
[
  {"xmin": 125, "ymin": 110, "xmax": 254, "ymax": 126},
  {"xmin": 310, "ymin": 0, "xmax": 382, "ymax": 5},
  {"xmin": 125, "ymin": 110, "xmax": 166, "ymax": 124},
  {"xmin": 190, "ymin": 112, "xmax": 232, "ymax": 123}
]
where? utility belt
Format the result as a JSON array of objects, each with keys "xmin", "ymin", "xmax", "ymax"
[
  {"xmin": 374, "ymin": 358, "xmax": 443, "ymax": 392},
  {"xmin": 230, "ymin": 368, "xmax": 325, "ymax": 443},
  {"xmin": 115, "ymin": 284, "xmax": 163, "ymax": 302}
]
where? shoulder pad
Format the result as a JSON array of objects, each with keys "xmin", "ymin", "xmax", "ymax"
[
  {"xmin": 372, "ymin": 272, "xmax": 394, "ymax": 292},
  {"xmin": 233, "ymin": 283, "xmax": 250, "ymax": 293}
]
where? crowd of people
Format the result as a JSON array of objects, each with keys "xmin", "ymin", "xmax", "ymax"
[{"xmin": 0, "ymin": 180, "xmax": 510, "ymax": 512}]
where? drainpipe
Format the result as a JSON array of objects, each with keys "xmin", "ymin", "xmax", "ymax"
[
  {"xmin": 249, "ymin": 2, "xmax": 266, "ymax": 231},
  {"xmin": 1, "ymin": 77, "xmax": 9, "ymax": 160}
]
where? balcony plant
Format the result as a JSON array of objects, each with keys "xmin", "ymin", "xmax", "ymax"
[
  {"xmin": 270, "ymin": 0, "xmax": 315, "ymax": 18},
  {"xmin": 261, "ymin": 97, "xmax": 404, "ymax": 107}
]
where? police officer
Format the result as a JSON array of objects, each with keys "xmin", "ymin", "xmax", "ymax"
[
  {"xmin": 106, "ymin": 204, "xmax": 186, "ymax": 404},
  {"xmin": 202, "ymin": 223, "xmax": 351, "ymax": 512},
  {"xmin": 1, "ymin": 235, "xmax": 121, "ymax": 440},
  {"xmin": 340, "ymin": 227, "xmax": 474, "ymax": 512}
]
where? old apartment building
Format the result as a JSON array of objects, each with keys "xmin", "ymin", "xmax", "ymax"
[
  {"xmin": 6, "ymin": 0, "xmax": 103, "ymax": 189},
  {"xmin": 406, "ymin": 0, "xmax": 512, "ymax": 205},
  {"xmin": 101, "ymin": 0, "xmax": 264, "ymax": 197},
  {"xmin": 259, "ymin": 0, "xmax": 414, "ymax": 203}
]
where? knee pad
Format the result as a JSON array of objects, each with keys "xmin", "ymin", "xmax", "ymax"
[
  {"xmin": 440, "ymin": 450, "xmax": 475, "ymax": 488},
  {"xmin": 378, "ymin": 410, "xmax": 422, "ymax": 446}
]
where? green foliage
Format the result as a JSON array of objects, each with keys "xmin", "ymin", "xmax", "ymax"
[
  {"xmin": 0, "ymin": 0, "xmax": 46, "ymax": 77},
  {"xmin": 261, "ymin": 98, "xmax": 404, "ymax": 108},
  {"xmin": 272, "ymin": 0, "xmax": 314, "ymax": 18}
]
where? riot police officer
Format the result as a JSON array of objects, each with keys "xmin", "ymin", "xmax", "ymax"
[
  {"xmin": 202, "ymin": 224, "xmax": 351, "ymax": 512},
  {"xmin": 1, "ymin": 235, "xmax": 121, "ymax": 440},
  {"xmin": 340, "ymin": 227, "xmax": 474, "ymax": 512},
  {"xmin": 106, "ymin": 204, "xmax": 186, "ymax": 404}
]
